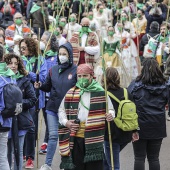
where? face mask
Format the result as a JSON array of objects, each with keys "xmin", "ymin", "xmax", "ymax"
[
  {"xmin": 122, "ymin": 17, "xmax": 127, "ymax": 21},
  {"xmin": 40, "ymin": 41, "xmax": 46, "ymax": 50},
  {"xmin": 69, "ymin": 17, "xmax": 76, "ymax": 22},
  {"xmin": 99, "ymin": 9, "xmax": 103, "ymax": 13},
  {"xmin": 82, "ymin": 26, "xmax": 89, "ymax": 32},
  {"xmin": 78, "ymin": 78, "xmax": 90, "ymax": 88},
  {"xmin": 15, "ymin": 19, "xmax": 22, "ymax": 25},
  {"xmin": 59, "ymin": 55, "xmax": 68, "ymax": 64},
  {"xmin": 108, "ymin": 31, "xmax": 114, "ymax": 36},
  {"xmin": 88, "ymin": 15, "xmax": 93, "ymax": 20},
  {"xmin": 137, "ymin": 14, "xmax": 142, "ymax": 18},
  {"xmin": 59, "ymin": 21, "xmax": 66, "ymax": 27},
  {"xmin": 54, "ymin": 31, "xmax": 60, "ymax": 36},
  {"xmin": 118, "ymin": 27, "xmax": 122, "ymax": 32}
]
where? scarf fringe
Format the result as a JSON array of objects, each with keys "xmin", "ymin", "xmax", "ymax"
[
  {"xmin": 60, "ymin": 156, "xmax": 75, "ymax": 169},
  {"xmin": 84, "ymin": 150, "xmax": 104, "ymax": 163}
]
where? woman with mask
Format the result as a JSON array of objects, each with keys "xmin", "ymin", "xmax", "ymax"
[
  {"xmin": 64, "ymin": 13, "xmax": 82, "ymax": 41},
  {"xmin": 4, "ymin": 53, "xmax": 36, "ymax": 170},
  {"xmin": 39, "ymin": 31, "xmax": 58, "ymax": 154},
  {"xmin": 93, "ymin": 4, "xmax": 108, "ymax": 38},
  {"xmin": 19, "ymin": 37, "xmax": 47, "ymax": 169},
  {"xmin": 35, "ymin": 42, "xmax": 77, "ymax": 170},
  {"xmin": 54, "ymin": 26, "xmax": 67, "ymax": 47}
]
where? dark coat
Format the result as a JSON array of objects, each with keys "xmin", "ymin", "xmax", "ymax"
[
  {"xmin": 17, "ymin": 76, "xmax": 36, "ymax": 130},
  {"xmin": 105, "ymin": 88, "xmax": 132, "ymax": 144},
  {"xmin": 145, "ymin": 6, "xmax": 167, "ymax": 33},
  {"xmin": 40, "ymin": 42, "xmax": 77, "ymax": 113},
  {"xmin": 128, "ymin": 80, "xmax": 168, "ymax": 139}
]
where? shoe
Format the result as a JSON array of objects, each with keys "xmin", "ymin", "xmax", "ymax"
[
  {"xmin": 25, "ymin": 157, "xmax": 34, "ymax": 169},
  {"xmin": 167, "ymin": 115, "xmax": 170, "ymax": 121},
  {"xmin": 39, "ymin": 164, "xmax": 52, "ymax": 170},
  {"xmin": 39, "ymin": 143, "xmax": 47, "ymax": 154},
  {"xmin": 23, "ymin": 156, "xmax": 26, "ymax": 162}
]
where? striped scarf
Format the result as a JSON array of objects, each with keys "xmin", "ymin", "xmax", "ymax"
[
  {"xmin": 58, "ymin": 87, "xmax": 106, "ymax": 169},
  {"xmin": 70, "ymin": 32, "xmax": 98, "ymax": 67}
]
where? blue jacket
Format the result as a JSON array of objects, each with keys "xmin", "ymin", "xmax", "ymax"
[
  {"xmin": 23, "ymin": 56, "xmax": 47, "ymax": 109},
  {"xmin": 40, "ymin": 42, "xmax": 77, "ymax": 113},
  {"xmin": 45, "ymin": 55, "xmax": 58, "ymax": 72},
  {"xmin": 145, "ymin": 6, "xmax": 167, "ymax": 33},
  {"xmin": 128, "ymin": 81, "xmax": 168, "ymax": 139},
  {"xmin": 0, "ymin": 76, "xmax": 15, "ymax": 130}
]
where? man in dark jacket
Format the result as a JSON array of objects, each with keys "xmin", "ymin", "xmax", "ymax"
[
  {"xmin": 145, "ymin": 3, "xmax": 167, "ymax": 33},
  {"xmin": 30, "ymin": 0, "xmax": 50, "ymax": 37},
  {"xmin": 140, "ymin": 21, "xmax": 160, "ymax": 52}
]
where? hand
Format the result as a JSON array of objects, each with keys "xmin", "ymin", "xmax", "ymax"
[
  {"xmin": 66, "ymin": 120, "xmax": 80, "ymax": 131},
  {"xmin": 132, "ymin": 132, "xmax": 139, "ymax": 142},
  {"xmin": 34, "ymin": 81, "xmax": 41, "ymax": 89},
  {"xmin": 78, "ymin": 46, "xmax": 85, "ymax": 52},
  {"xmin": 162, "ymin": 43, "xmax": 166, "ymax": 50},
  {"xmin": 106, "ymin": 113, "xmax": 114, "ymax": 122}
]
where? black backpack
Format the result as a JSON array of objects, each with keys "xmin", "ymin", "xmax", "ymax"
[{"xmin": 0, "ymin": 75, "xmax": 23, "ymax": 118}]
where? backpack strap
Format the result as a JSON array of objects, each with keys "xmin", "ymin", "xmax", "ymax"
[
  {"xmin": 123, "ymin": 88, "xmax": 128, "ymax": 100},
  {"xmin": 107, "ymin": 91, "xmax": 120, "ymax": 103}
]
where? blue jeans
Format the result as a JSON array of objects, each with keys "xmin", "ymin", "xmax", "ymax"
[
  {"xmin": 8, "ymin": 135, "xmax": 25, "ymax": 170},
  {"xmin": 104, "ymin": 141, "xmax": 128, "ymax": 170},
  {"xmin": 0, "ymin": 132, "xmax": 10, "ymax": 170},
  {"xmin": 45, "ymin": 114, "xmax": 58, "ymax": 166}
]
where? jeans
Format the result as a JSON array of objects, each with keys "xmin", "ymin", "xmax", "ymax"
[
  {"xmin": 33, "ymin": 27, "xmax": 45, "ymax": 38},
  {"xmin": 8, "ymin": 135, "xmax": 25, "ymax": 170},
  {"xmin": 25, "ymin": 107, "xmax": 39, "ymax": 160},
  {"xmin": 104, "ymin": 141, "xmax": 128, "ymax": 170},
  {"xmin": 42, "ymin": 107, "xmax": 49, "ymax": 143},
  {"xmin": 133, "ymin": 138, "xmax": 163, "ymax": 170},
  {"xmin": 0, "ymin": 132, "xmax": 10, "ymax": 170},
  {"xmin": 45, "ymin": 114, "xmax": 58, "ymax": 166}
]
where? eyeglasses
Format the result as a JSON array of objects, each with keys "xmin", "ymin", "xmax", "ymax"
[
  {"xmin": 15, "ymin": 17, "xmax": 22, "ymax": 20},
  {"xmin": 20, "ymin": 46, "xmax": 27, "ymax": 51}
]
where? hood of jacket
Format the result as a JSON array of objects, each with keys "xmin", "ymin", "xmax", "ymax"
[{"xmin": 58, "ymin": 42, "xmax": 73, "ymax": 66}]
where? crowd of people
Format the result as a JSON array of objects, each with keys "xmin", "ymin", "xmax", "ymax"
[{"xmin": 0, "ymin": 0, "xmax": 170, "ymax": 170}]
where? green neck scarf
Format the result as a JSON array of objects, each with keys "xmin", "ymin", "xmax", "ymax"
[
  {"xmin": 45, "ymin": 50, "xmax": 57, "ymax": 57},
  {"xmin": 0, "ymin": 62, "xmax": 15, "ymax": 77},
  {"xmin": 79, "ymin": 27, "xmax": 92, "ymax": 38},
  {"xmin": 76, "ymin": 79, "xmax": 104, "ymax": 95},
  {"xmin": 13, "ymin": 71, "xmax": 24, "ymax": 80},
  {"xmin": 22, "ymin": 56, "xmax": 36, "ymax": 72},
  {"xmin": 30, "ymin": 4, "xmax": 41, "ymax": 14}
]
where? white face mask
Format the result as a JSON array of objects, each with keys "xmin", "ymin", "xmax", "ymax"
[
  {"xmin": 59, "ymin": 55, "xmax": 68, "ymax": 64},
  {"xmin": 40, "ymin": 41, "xmax": 45, "ymax": 50}
]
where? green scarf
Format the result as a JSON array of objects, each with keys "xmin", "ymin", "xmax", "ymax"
[
  {"xmin": 76, "ymin": 79, "xmax": 104, "ymax": 95},
  {"xmin": 79, "ymin": 27, "xmax": 92, "ymax": 38},
  {"xmin": 0, "ymin": 62, "xmax": 15, "ymax": 77},
  {"xmin": 137, "ymin": 3, "xmax": 144, "ymax": 10},
  {"xmin": 13, "ymin": 71, "xmax": 24, "ymax": 80},
  {"xmin": 45, "ymin": 50, "xmax": 57, "ymax": 57},
  {"xmin": 30, "ymin": 4, "xmax": 41, "ymax": 14},
  {"xmin": 21, "ymin": 56, "xmax": 36, "ymax": 72}
]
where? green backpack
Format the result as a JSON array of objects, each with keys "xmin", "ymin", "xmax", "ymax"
[{"xmin": 107, "ymin": 89, "xmax": 138, "ymax": 131}]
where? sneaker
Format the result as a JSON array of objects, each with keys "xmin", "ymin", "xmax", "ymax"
[
  {"xmin": 39, "ymin": 143, "xmax": 47, "ymax": 154},
  {"xmin": 167, "ymin": 115, "xmax": 170, "ymax": 121},
  {"xmin": 39, "ymin": 164, "xmax": 52, "ymax": 170},
  {"xmin": 25, "ymin": 157, "xmax": 34, "ymax": 169},
  {"xmin": 23, "ymin": 156, "xmax": 26, "ymax": 162}
]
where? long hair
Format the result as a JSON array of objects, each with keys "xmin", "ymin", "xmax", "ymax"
[
  {"xmin": 19, "ymin": 37, "xmax": 38, "ymax": 57},
  {"xmin": 102, "ymin": 67, "xmax": 120, "ymax": 90},
  {"xmin": 136, "ymin": 58, "xmax": 166, "ymax": 85},
  {"xmin": 4, "ymin": 53, "xmax": 27, "ymax": 76}
]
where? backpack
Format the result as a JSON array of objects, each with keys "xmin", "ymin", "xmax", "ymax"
[
  {"xmin": 0, "ymin": 75, "xmax": 23, "ymax": 118},
  {"xmin": 107, "ymin": 88, "xmax": 138, "ymax": 131},
  {"xmin": 143, "ymin": 34, "xmax": 160, "ymax": 58}
]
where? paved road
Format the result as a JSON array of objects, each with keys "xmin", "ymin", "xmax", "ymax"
[{"xmin": 22, "ymin": 112, "xmax": 170, "ymax": 170}]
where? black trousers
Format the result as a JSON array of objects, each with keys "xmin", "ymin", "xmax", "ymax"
[
  {"xmin": 133, "ymin": 138, "xmax": 163, "ymax": 170},
  {"xmin": 65, "ymin": 137, "xmax": 103, "ymax": 170}
]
